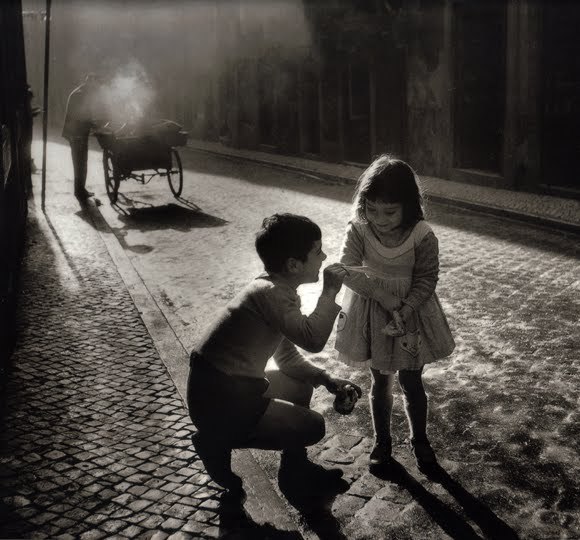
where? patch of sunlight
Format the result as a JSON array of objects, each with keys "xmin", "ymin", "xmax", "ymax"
[
  {"xmin": 541, "ymin": 443, "xmax": 578, "ymax": 464},
  {"xmin": 298, "ymin": 282, "xmax": 324, "ymax": 314}
]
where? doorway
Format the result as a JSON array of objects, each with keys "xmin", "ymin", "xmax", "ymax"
[{"xmin": 453, "ymin": 1, "xmax": 506, "ymax": 174}]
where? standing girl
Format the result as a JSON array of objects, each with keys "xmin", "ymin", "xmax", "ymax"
[{"xmin": 335, "ymin": 155, "xmax": 455, "ymax": 472}]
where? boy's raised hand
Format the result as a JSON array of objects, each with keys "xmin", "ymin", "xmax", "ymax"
[{"xmin": 322, "ymin": 263, "xmax": 349, "ymax": 297}]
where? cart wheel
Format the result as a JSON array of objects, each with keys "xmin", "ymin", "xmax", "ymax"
[
  {"xmin": 167, "ymin": 149, "xmax": 183, "ymax": 197},
  {"xmin": 103, "ymin": 150, "xmax": 120, "ymax": 204}
]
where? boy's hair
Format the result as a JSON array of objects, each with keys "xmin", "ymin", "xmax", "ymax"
[
  {"xmin": 352, "ymin": 154, "xmax": 424, "ymax": 227},
  {"xmin": 256, "ymin": 213, "xmax": 321, "ymax": 273}
]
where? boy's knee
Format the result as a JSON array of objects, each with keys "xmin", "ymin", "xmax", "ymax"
[{"xmin": 303, "ymin": 411, "xmax": 325, "ymax": 446}]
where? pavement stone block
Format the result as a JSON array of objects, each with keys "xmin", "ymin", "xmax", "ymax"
[{"xmin": 121, "ymin": 524, "xmax": 145, "ymax": 538}]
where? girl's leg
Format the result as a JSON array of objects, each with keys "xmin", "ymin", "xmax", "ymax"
[
  {"xmin": 369, "ymin": 367, "xmax": 395, "ymax": 464},
  {"xmin": 397, "ymin": 368, "xmax": 427, "ymax": 441},
  {"xmin": 398, "ymin": 368, "xmax": 437, "ymax": 469}
]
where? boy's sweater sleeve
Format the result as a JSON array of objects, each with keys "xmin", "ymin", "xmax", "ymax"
[
  {"xmin": 261, "ymin": 286, "xmax": 341, "ymax": 353},
  {"xmin": 340, "ymin": 223, "xmax": 379, "ymax": 299},
  {"xmin": 403, "ymin": 232, "xmax": 439, "ymax": 310},
  {"xmin": 273, "ymin": 338, "xmax": 326, "ymax": 386}
]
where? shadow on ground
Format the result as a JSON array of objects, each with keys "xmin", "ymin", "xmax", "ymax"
[
  {"xmin": 113, "ymin": 196, "xmax": 228, "ymax": 233},
  {"xmin": 74, "ymin": 196, "xmax": 228, "ymax": 254},
  {"xmin": 370, "ymin": 460, "xmax": 519, "ymax": 540},
  {"xmin": 277, "ymin": 470, "xmax": 351, "ymax": 540},
  {"xmin": 217, "ymin": 493, "xmax": 302, "ymax": 540}
]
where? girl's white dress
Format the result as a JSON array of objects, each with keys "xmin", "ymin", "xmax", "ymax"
[{"xmin": 335, "ymin": 220, "xmax": 455, "ymax": 374}]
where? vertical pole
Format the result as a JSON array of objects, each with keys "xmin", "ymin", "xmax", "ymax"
[{"xmin": 41, "ymin": 0, "xmax": 52, "ymax": 210}]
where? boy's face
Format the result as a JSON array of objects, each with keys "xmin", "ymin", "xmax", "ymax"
[{"xmin": 296, "ymin": 240, "xmax": 327, "ymax": 284}]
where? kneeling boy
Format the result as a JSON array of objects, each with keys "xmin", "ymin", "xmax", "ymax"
[{"xmin": 188, "ymin": 213, "xmax": 361, "ymax": 493}]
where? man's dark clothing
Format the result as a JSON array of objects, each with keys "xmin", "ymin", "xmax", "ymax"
[{"xmin": 62, "ymin": 82, "xmax": 98, "ymax": 197}]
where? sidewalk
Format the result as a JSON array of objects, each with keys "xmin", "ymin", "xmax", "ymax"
[
  {"xmin": 0, "ymin": 179, "xmax": 301, "ymax": 538},
  {"xmin": 187, "ymin": 139, "xmax": 580, "ymax": 234}
]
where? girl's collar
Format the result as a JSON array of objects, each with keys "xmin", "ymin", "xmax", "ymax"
[{"xmin": 368, "ymin": 223, "xmax": 414, "ymax": 248}]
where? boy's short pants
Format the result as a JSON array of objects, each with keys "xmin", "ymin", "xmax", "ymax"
[{"xmin": 187, "ymin": 352, "xmax": 270, "ymax": 448}]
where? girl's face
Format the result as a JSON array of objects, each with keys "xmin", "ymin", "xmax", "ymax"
[{"xmin": 365, "ymin": 199, "xmax": 404, "ymax": 234}]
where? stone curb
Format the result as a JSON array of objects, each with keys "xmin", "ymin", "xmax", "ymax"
[
  {"xmin": 82, "ymin": 198, "xmax": 303, "ymax": 536},
  {"xmin": 185, "ymin": 143, "xmax": 580, "ymax": 236}
]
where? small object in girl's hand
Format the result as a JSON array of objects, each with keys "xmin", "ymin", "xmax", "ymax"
[
  {"xmin": 342, "ymin": 265, "xmax": 384, "ymax": 279},
  {"xmin": 333, "ymin": 384, "xmax": 359, "ymax": 415},
  {"xmin": 382, "ymin": 310, "xmax": 406, "ymax": 337}
]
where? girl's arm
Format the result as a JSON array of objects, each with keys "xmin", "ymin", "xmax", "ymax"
[
  {"xmin": 340, "ymin": 223, "xmax": 379, "ymax": 298},
  {"xmin": 400, "ymin": 231, "xmax": 439, "ymax": 319},
  {"xmin": 340, "ymin": 223, "xmax": 400, "ymax": 310}
]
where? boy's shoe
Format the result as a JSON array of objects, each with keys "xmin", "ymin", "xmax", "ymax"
[
  {"xmin": 191, "ymin": 432, "xmax": 243, "ymax": 494},
  {"xmin": 410, "ymin": 437, "xmax": 438, "ymax": 473},
  {"xmin": 369, "ymin": 437, "xmax": 392, "ymax": 467}
]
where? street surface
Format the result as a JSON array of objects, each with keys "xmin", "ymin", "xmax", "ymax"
[{"xmin": 34, "ymin": 138, "xmax": 580, "ymax": 538}]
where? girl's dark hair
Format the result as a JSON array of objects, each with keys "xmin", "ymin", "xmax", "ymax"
[
  {"xmin": 255, "ymin": 213, "xmax": 321, "ymax": 273},
  {"xmin": 352, "ymin": 155, "xmax": 424, "ymax": 227}
]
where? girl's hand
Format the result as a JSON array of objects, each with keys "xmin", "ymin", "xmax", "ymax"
[
  {"xmin": 398, "ymin": 304, "xmax": 414, "ymax": 324},
  {"xmin": 374, "ymin": 289, "xmax": 402, "ymax": 312},
  {"xmin": 382, "ymin": 310, "xmax": 406, "ymax": 336}
]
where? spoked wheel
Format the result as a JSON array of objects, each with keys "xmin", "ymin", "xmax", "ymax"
[
  {"xmin": 103, "ymin": 150, "xmax": 120, "ymax": 204},
  {"xmin": 167, "ymin": 149, "xmax": 183, "ymax": 197}
]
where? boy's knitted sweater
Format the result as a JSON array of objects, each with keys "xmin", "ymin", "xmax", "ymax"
[{"xmin": 195, "ymin": 274, "xmax": 340, "ymax": 385}]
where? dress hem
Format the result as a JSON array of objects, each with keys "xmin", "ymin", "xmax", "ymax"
[{"xmin": 337, "ymin": 352, "xmax": 444, "ymax": 375}]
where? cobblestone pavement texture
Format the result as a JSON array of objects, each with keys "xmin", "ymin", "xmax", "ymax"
[
  {"xmin": 0, "ymin": 164, "xmax": 301, "ymax": 538},
  {"xmin": 187, "ymin": 139, "xmax": 580, "ymax": 230},
  {"xmin": 4, "ymin": 137, "xmax": 579, "ymax": 540}
]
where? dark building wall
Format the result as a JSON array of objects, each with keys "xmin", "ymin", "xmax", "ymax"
[
  {"xmin": 20, "ymin": 0, "xmax": 580, "ymax": 198},
  {"xmin": 0, "ymin": 0, "xmax": 30, "ymax": 364},
  {"xmin": 406, "ymin": 1, "xmax": 452, "ymax": 178}
]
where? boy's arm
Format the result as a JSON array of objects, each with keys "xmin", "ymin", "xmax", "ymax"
[
  {"xmin": 273, "ymin": 338, "xmax": 325, "ymax": 385},
  {"xmin": 261, "ymin": 266, "xmax": 346, "ymax": 353},
  {"xmin": 273, "ymin": 339, "xmax": 363, "ymax": 398}
]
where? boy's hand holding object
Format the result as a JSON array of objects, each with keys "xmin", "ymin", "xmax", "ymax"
[{"xmin": 322, "ymin": 263, "xmax": 349, "ymax": 296}]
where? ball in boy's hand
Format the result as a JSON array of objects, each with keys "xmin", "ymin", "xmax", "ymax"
[{"xmin": 333, "ymin": 384, "xmax": 359, "ymax": 415}]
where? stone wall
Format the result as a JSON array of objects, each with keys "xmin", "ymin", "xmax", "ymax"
[{"xmin": 405, "ymin": 1, "xmax": 452, "ymax": 178}]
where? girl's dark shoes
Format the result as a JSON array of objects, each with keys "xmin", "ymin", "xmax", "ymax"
[
  {"xmin": 410, "ymin": 437, "xmax": 438, "ymax": 473},
  {"xmin": 369, "ymin": 437, "xmax": 392, "ymax": 467}
]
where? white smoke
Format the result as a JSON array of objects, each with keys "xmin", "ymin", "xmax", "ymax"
[{"xmin": 97, "ymin": 61, "xmax": 156, "ymax": 127}]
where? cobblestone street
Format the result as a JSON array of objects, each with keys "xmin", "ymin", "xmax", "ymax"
[
  {"xmin": 0, "ymin": 144, "xmax": 300, "ymax": 539},
  {"xmin": 1, "ymin": 137, "xmax": 579, "ymax": 539}
]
